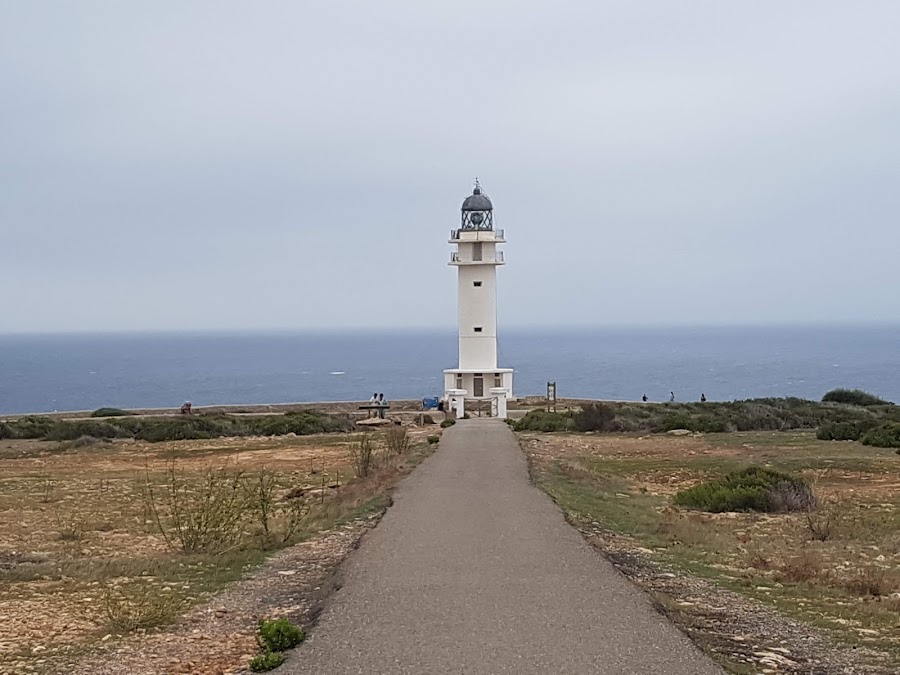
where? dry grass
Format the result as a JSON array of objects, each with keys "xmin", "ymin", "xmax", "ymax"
[
  {"xmin": 94, "ymin": 582, "xmax": 187, "ymax": 633},
  {"xmin": 0, "ymin": 426, "xmax": 434, "ymax": 672},
  {"xmin": 524, "ymin": 430, "xmax": 900, "ymax": 661}
]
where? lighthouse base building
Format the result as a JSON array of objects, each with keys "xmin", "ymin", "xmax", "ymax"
[{"xmin": 443, "ymin": 183, "xmax": 513, "ymax": 419}]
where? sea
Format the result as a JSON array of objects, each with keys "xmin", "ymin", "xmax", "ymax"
[{"xmin": 0, "ymin": 325, "xmax": 897, "ymax": 415}]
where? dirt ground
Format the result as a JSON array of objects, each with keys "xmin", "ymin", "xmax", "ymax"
[
  {"xmin": 0, "ymin": 428, "xmax": 434, "ymax": 674},
  {"xmin": 524, "ymin": 431, "xmax": 900, "ymax": 674}
]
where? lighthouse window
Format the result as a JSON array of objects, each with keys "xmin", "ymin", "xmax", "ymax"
[
  {"xmin": 474, "ymin": 326, "xmax": 483, "ymax": 333},
  {"xmin": 472, "ymin": 242, "xmax": 483, "ymax": 261},
  {"xmin": 494, "ymin": 373, "xmax": 502, "ymax": 388},
  {"xmin": 473, "ymin": 281, "xmax": 482, "ymax": 287}
]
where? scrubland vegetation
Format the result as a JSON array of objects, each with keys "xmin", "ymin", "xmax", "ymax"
[
  {"xmin": 521, "ymin": 422, "xmax": 900, "ymax": 671},
  {"xmin": 0, "ymin": 410, "xmax": 352, "ymax": 445},
  {"xmin": 514, "ymin": 393, "xmax": 900, "ymax": 450},
  {"xmin": 0, "ymin": 423, "xmax": 433, "ymax": 672}
]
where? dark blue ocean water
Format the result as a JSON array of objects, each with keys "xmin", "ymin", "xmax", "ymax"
[{"xmin": 0, "ymin": 325, "xmax": 897, "ymax": 415}]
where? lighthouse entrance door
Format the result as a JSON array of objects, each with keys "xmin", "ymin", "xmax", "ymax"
[{"xmin": 473, "ymin": 374, "xmax": 484, "ymax": 397}]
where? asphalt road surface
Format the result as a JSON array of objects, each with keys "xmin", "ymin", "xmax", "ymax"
[{"xmin": 286, "ymin": 419, "xmax": 721, "ymax": 674}]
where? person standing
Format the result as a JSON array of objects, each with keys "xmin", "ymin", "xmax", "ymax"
[
  {"xmin": 700, "ymin": 393, "xmax": 707, "ymax": 403},
  {"xmin": 368, "ymin": 392, "xmax": 378, "ymax": 418},
  {"xmin": 641, "ymin": 394, "xmax": 648, "ymax": 402},
  {"xmin": 670, "ymin": 391, "xmax": 675, "ymax": 402},
  {"xmin": 377, "ymin": 393, "xmax": 387, "ymax": 419}
]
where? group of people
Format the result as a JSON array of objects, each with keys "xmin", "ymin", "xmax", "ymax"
[
  {"xmin": 368, "ymin": 392, "xmax": 389, "ymax": 419},
  {"xmin": 641, "ymin": 392, "xmax": 707, "ymax": 403}
]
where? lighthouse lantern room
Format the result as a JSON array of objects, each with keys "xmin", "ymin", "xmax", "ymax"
[{"xmin": 443, "ymin": 182, "xmax": 514, "ymax": 419}]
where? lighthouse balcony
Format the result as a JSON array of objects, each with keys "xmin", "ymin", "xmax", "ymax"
[
  {"xmin": 450, "ymin": 251, "xmax": 505, "ymax": 265},
  {"xmin": 449, "ymin": 228, "xmax": 505, "ymax": 243}
]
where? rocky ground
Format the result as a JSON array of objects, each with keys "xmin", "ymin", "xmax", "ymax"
[
  {"xmin": 51, "ymin": 517, "xmax": 378, "ymax": 675},
  {"xmin": 524, "ymin": 431, "xmax": 900, "ymax": 674},
  {"xmin": 0, "ymin": 427, "xmax": 435, "ymax": 675},
  {"xmin": 579, "ymin": 524, "xmax": 895, "ymax": 674}
]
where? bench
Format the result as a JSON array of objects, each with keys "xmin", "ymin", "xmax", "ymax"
[{"xmin": 358, "ymin": 404, "xmax": 391, "ymax": 419}]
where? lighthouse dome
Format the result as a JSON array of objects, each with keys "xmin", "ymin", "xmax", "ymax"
[{"xmin": 461, "ymin": 186, "xmax": 493, "ymax": 212}]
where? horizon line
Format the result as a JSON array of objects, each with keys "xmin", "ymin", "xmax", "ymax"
[{"xmin": 2, "ymin": 319, "xmax": 899, "ymax": 338}]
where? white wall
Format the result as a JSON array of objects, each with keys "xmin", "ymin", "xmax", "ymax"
[{"xmin": 457, "ymin": 264, "xmax": 497, "ymax": 369}]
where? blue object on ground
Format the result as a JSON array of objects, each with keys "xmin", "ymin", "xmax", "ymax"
[{"xmin": 422, "ymin": 397, "xmax": 439, "ymax": 410}]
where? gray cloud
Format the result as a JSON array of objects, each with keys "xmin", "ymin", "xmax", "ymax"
[{"xmin": 1, "ymin": 1, "xmax": 898, "ymax": 332}]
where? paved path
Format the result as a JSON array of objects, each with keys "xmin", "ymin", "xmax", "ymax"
[{"xmin": 287, "ymin": 419, "xmax": 720, "ymax": 674}]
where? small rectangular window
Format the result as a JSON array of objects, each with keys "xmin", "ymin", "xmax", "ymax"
[
  {"xmin": 494, "ymin": 373, "xmax": 502, "ymax": 388},
  {"xmin": 473, "ymin": 281, "xmax": 482, "ymax": 287},
  {"xmin": 474, "ymin": 326, "xmax": 483, "ymax": 333}
]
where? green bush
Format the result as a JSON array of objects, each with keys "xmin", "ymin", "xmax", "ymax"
[
  {"xmin": 258, "ymin": 618, "xmax": 305, "ymax": 652},
  {"xmin": 861, "ymin": 423, "xmax": 900, "ymax": 448},
  {"xmin": 0, "ymin": 416, "xmax": 56, "ymax": 439},
  {"xmin": 674, "ymin": 466, "xmax": 815, "ymax": 513},
  {"xmin": 816, "ymin": 420, "xmax": 876, "ymax": 441},
  {"xmin": 46, "ymin": 421, "xmax": 123, "ymax": 441},
  {"xmin": 427, "ymin": 435, "xmax": 440, "ymax": 445},
  {"xmin": 653, "ymin": 412, "xmax": 730, "ymax": 434},
  {"xmin": 513, "ymin": 410, "xmax": 572, "ymax": 432},
  {"xmin": 249, "ymin": 651, "xmax": 285, "ymax": 672},
  {"xmin": 573, "ymin": 403, "xmax": 615, "ymax": 432},
  {"xmin": 90, "ymin": 407, "xmax": 131, "ymax": 417},
  {"xmin": 822, "ymin": 389, "xmax": 891, "ymax": 407},
  {"xmin": 0, "ymin": 423, "xmax": 15, "ymax": 440},
  {"xmin": 440, "ymin": 419, "xmax": 456, "ymax": 428}
]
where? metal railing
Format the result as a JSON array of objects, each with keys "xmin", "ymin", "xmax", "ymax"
[
  {"xmin": 450, "ymin": 251, "xmax": 505, "ymax": 263},
  {"xmin": 449, "ymin": 228, "xmax": 504, "ymax": 240}
]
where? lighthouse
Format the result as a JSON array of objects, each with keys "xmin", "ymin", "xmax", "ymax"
[{"xmin": 443, "ymin": 182, "xmax": 514, "ymax": 419}]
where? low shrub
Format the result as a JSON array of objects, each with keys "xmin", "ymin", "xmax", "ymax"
[
  {"xmin": 258, "ymin": 617, "xmax": 305, "ymax": 652},
  {"xmin": 385, "ymin": 426, "xmax": 410, "ymax": 455},
  {"xmin": 0, "ymin": 416, "xmax": 56, "ymax": 439},
  {"xmin": 816, "ymin": 420, "xmax": 876, "ymax": 441},
  {"xmin": 573, "ymin": 403, "xmax": 615, "ymax": 432},
  {"xmin": 774, "ymin": 548, "xmax": 823, "ymax": 583},
  {"xmin": 97, "ymin": 583, "xmax": 185, "ymax": 632},
  {"xmin": 822, "ymin": 389, "xmax": 891, "ymax": 407},
  {"xmin": 805, "ymin": 500, "xmax": 846, "ymax": 541},
  {"xmin": 349, "ymin": 435, "xmax": 377, "ymax": 478},
  {"xmin": 440, "ymin": 419, "xmax": 456, "ymax": 428},
  {"xmin": 843, "ymin": 566, "xmax": 891, "ymax": 597},
  {"xmin": 144, "ymin": 464, "xmax": 248, "ymax": 554},
  {"xmin": 514, "ymin": 410, "xmax": 572, "ymax": 432},
  {"xmin": 0, "ymin": 412, "xmax": 352, "ymax": 444},
  {"xmin": 674, "ymin": 466, "xmax": 815, "ymax": 513},
  {"xmin": 90, "ymin": 407, "xmax": 131, "ymax": 417},
  {"xmin": 249, "ymin": 651, "xmax": 286, "ymax": 672},
  {"xmin": 427, "ymin": 435, "xmax": 439, "ymax": 445},
  {"xmin": 860, "ymin": 423, "xmax": 900, "ymax": 448},
  {"xmin": 653, "ymin": 412, "xmax": 731, "ymax": 434},
  {"xmin": 46, "ymin": 421, "xmax": 122, "ymax": 442}
]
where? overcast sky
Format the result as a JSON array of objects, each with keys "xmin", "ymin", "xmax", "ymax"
[{"xmin": 1, "ymin": 1, "xmax": 899, "ymax": 333}]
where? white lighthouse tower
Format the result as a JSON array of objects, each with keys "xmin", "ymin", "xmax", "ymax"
[{"xmin": 443, "ymin": 182, "xmax": 514, "ymax": 419}]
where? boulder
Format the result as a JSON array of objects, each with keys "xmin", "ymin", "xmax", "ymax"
[{"xmin": 357, "ymin": 417, "xmax": 393, "ymax": 427}]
